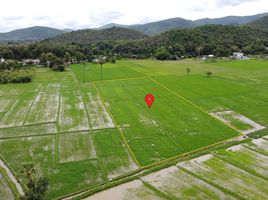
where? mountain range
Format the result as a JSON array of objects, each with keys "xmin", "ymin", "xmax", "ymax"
[
  {"xmin": 0, "ymin": 26, "xmax": 68, "ymax": 42},
  {"xmin": 0, "ymin": 12, "xmax": 268, "ymax": 42},
  {"xmin": 99, "ymin": 12, "xmax": 268, "ymax": 35}
]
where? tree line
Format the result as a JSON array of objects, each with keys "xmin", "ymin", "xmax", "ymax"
[{"xmin": 0, "ymin": 25, "xmax": 267, "ymax": 62}]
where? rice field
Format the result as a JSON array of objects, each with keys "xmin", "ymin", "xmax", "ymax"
[
  {"xmin": 0, "ymin": 59, "xmax": 267, "ymax": 199},
  {"xmin": 90, "ymin": 137, "xmax": 268, "ymax": 200}
]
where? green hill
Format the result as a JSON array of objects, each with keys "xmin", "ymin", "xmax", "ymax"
[
  {"xmin": 48, "ymin": 27, "xmax": 147, "ymax": 44},
  {"xmin": 247, "ymin": 16, "xmax": 268, "ymax": 30},
  {"xmin": 116, "ymin": 25, "xmax": 268, "ymax": 57}
]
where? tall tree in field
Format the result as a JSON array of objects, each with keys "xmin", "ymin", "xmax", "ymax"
[
  {"xmin": 205, "ymin": 71, "xmax": 212, "ymax": 78},
  {"xmin": 186, "ymin": 68, "xmax": 191, "ymax": 75},
  {"xmin": 98, "ymin": 58, "xmax": 106, "ymax": 80},
  {"xmin": 64, "ymin": 52, "xmax": 71, "ymax": 69},
  {"xmin": 20, "ymin": 164, "xmax": 49, "ymax": 200}
]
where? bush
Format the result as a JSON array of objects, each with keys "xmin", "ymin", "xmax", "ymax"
[
  {"xmin": 53, "ymin": 65, "xmax": 65, "ymax": 71},
  {"xmin": 0, "ymin": 67, "xmax": 33, "ymax": 84}
]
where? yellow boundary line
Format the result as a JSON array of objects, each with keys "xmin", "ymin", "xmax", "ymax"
[{"xmin": 92, "ymin": 82, "xmax": 141, "ymax": 167}]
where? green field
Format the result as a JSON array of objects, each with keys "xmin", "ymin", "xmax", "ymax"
[{"xmin": 0, "ymin": 59, "xmax": 267, "ymax": 199}]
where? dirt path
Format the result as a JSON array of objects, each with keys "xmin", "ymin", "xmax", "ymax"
[{"xmin": 0, "ymin": 158, "xmax": 24, "ymax": 196}]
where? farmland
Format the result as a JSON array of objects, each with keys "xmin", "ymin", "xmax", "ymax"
[
  {"xmin": 86, "ymin": 136, "xmax": 268, "ymax": 200},
  {"xmin": 0, "ymin": 59, "xmax": 267, "ymax": 199}
]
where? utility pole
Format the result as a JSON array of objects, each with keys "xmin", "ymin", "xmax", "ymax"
[{"xmin": 101, "ymin": 64, "xmax": 103, "ymax": 80}]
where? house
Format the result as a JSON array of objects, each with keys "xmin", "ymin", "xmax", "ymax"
[
  {"xmin": 232, "ymin": 52, "xmax": 249, "ymax": 60},
  {"xmin": 92, "ymin": 59, "xmax": 100, "ymax": 64},
  {"xmin": 22, "ymin": 59, "xmax": 40, "ymax": 65},
  {"xmin": 208, "ymin": 54, "xmax": 214, "ymax": 58},
  {"xmin": 201, "ymin": 54, "xmax": 215, "ymax": 60},
  {"xmin": 233, "ymin": 52, "xmax": 244, "ymax": 59}
]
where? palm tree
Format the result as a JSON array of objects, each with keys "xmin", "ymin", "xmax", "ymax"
[
  {"xmin": 205, "ymin": 71, "xmax": 212, "ymax": 78},
  {"xmin": 186, "ymin": 68, "xmax": 191, "ymax": 75},
  {"xmin": 98, "ymin": 58, "xmax": 106, "ymax": 80}
]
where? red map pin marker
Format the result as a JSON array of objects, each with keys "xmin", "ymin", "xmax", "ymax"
[{"xmin": 145, "ymin": 94, "xmax": 155, "ymax": 108}]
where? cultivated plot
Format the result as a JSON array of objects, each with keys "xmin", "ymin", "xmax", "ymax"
[
  {"xmin": 0, "ymin": 96, "xmax": 16, "ymax": 113},
  {"xmin": 211, "ymin": 110, "xmax": 265, "ymax": 134},
  {"xmin": 142, "ymin": 166, "xmax": 236, "ymax": 200},
  {"xmin": 93, "ymin": 129, "xmax": 138, "ymax": 179},
  {"xmin": 58, "ymin": 131, "xmax": 96, "ymax": 163},
  {"xmin": 82, "ymin": 84, "xmax": 115, "ymax": 130},
  {"xmin": 0, "ymin": 123, "xmax": 57, "ymax": 139},
  {"xmin": 218, "ymin": 144, "xmax": 268, "ymax": 178},
  {"xmin": 0, "ymin": 92, "xmax": 36, "ymax": 128},
  {"xmin": 38, "ymin": 83, "xmax": 61, "ymax": 92},
  {"xmin": 0, "ymin": 85, "xmax": 24, "ymax": 97},
  {"xmin": 34, "ymin": 69, "xmax": 74, "ymax": 83},
  {"xmin": 59, "ymin": 90, "xmax": 89, "ymax": 132},
  {"xmin": 96, "ymin": 78, "xmax": 239, "ymax": 165},
  {"xmin": 177, "ymin": 154, "xmax": 268, "ymax": 199},
  {"xmin": 154, "ymin": 74, "xmax": 268, "ymax": 128},
  {"xmin": 25, "ymin": 92, "xmax": 60, "ymax": 125},
  {"xmin": 0, "ymin": 136, "xmax": 55, "ymax": 176},
  {"xmin": 244, "ymin": 138, "xmax": 268, "ymax": 153}
]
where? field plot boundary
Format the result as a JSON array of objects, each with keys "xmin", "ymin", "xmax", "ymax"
[{"xmin": 92, "ymin": 82, "xmax": 141, "ymax": 167}]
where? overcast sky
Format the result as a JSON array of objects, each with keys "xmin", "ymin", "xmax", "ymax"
[{"xmin": 0, "ymin": 0, "xmax": 267, "ymax": 32}]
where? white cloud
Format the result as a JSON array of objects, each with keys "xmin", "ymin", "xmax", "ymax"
[
  {"xmin": 216, "ymin": 0, "xmax": 258, "ymax": 7},
  {"xmin": 0, "ymin": 0, "xmax": 267, "ymax": 32}
]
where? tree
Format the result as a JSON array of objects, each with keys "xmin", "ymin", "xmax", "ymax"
[
  {"xmin": 64, "ymin": 52, "xmax": 71, "ymax": 69},
  {"xmin": 39, "ymin": 53, "xmax": 48, "ymax": 66},
  {"xmin": 49, "ymin": 58, "xmax": 64, "ymax": 71},
  {"xmin": 186, "ymin": 68, "xmax": 191, "ymax": 75},
  {"xmin": 195, "ymin": 46, "xmax": 203, "ymax": 57},
  {"xmin": 205, "ymin": 71, "xmax": 212, "ymax": 78},
  {"xmin": 20, "ymin": 164, "xmax": 49, "ymax": 200},
  {"xmin": 98, "ymin": 58, "xmax": 106, "ymax": 80},
  {"xmin": 155, "ymin": 47, "xmax": 171, "ymax": 60}
]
